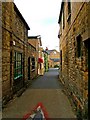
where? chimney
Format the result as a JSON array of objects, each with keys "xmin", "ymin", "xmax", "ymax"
[{"xmin": 46, "ymin": 47, "xmax": 48, "ymax": 51}]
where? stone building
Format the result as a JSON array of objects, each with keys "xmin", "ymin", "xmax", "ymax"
[
  {"xmin": 2, "ymin": 2, "xmax": 30, "ymax": 105},
  {"xmin": 46, "ymin": 49, "xmax": 60, "ymax": 68},
  {"xmin": 27, "ymin": 42, "xmax": 37, "ymax": 80},
  {"xmin": 58, "ymin": 1, "xmax": 89, "ymax": 118},
  {"xmin": 38, "ymin": 47, "xmax": 44, "ymax": 75},
  {"xmin": 28, "ymin": 36, "xmax": 44, "ymax": 76}
]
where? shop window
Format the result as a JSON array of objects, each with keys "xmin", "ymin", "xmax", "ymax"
[
  {"xmin": 76, "ymin": 35, "xmax": 82, "ymax": 58},
  {"xmin": 14, "ymin": 52, "xmax": 23, "ymax": 80},
  {"xmin": 31, "ymin": 57, "xmax": 35, "ymax": 70}
]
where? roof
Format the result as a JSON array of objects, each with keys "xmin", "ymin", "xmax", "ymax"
[
  {"xmin": 58, "ymin": 1, "xmax": 64, "ymax": 24},
  {"xmin": 28, "ymin": 35, "xmax": 40, "ymax": 39},
  {"xmin": 45, "ymin": 49, "xmax": 59, "ymax": 55},
  {"xmin": 45, "ymin": 50, "xmax": 54, "ymax": 55},
  {"xmin": 14, "ymin": 3, "xmax": 30, "ymax": 30},
  {"xmin": 42, "ymin": 50, "xmax": 49, "ymax": 54},
  {"xmin": 28, "ymin": 35, "xmax": 42, "ymax": 46},
  {"xmin": 50, "ymin": 58, "xmax": 60, "ymax": 62}
]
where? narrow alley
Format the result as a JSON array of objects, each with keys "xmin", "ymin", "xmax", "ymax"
[
  {"xmin": 1, "ymin": 1, "xmax": 89, "ymax": 119},
  {"xmin": 2, "ymin": 68, "xmax": 76, "ymax": 119}
]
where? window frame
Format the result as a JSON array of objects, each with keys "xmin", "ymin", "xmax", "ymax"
[
  {"xmin": 14, "ymin": 51, "xmax": 23, "ymax": 80},
  {"xmin": 31, "ymin": 57, "xmax": 35, "ymax": 71},
  {"xmin": 67, "ymin": 1, "xmax": 71, "ymax": 24},
  {"xmin": 76, "ymin": 35, "xmax": 82, "ymax": 58},
  {"xmin": 62, "ymin": 8, "xmax": 65, "ymax": 29},
  {"xmin": 68, "ymin": 1, "xmax": 71, "ymax": 15}
]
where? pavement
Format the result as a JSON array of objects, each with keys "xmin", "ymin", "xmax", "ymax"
[{"xmin": 2, "ymin": 68, "xmax": 76, "ymax": 119}]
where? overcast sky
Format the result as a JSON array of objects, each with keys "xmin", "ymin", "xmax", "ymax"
[{"xmin": 14, "ymin": 0, "xmax": 61, "ymax": 51}]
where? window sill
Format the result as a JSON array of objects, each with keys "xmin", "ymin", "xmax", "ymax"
[
  {"xmin": 14, "ymin": 74, "xmax": 23, "ymax": 80},
  {"xmin": 31, "ymin": 69, "xmax": 35, "ymax": 72}
]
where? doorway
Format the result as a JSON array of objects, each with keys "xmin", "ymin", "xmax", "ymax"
[{"xmin": 28, "ymin": 57, "xmax": 30, "ymax": 80}]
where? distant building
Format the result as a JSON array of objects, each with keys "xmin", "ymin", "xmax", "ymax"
[
  {"xmin": 46, "ymin": 49, "xmax": 60, "ymax": 68},
  {"xmin": 27, "ymin": 42, "xmax": 37, "ymax": 80},
  {"xmin": 28, "ymin": 36, "xmax": 44, "ymax": 76},
  {"xmin": 58, "ymin": 1, "xmax": 89, "ymax": 118},
  {"xmin": 28, "ymin": 36, "xmax": 40, "ymax": 79}
]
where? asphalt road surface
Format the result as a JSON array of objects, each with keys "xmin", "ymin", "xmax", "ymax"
[
  {"xmin": 30, "ymin": 68, "xmax": 61, "ymax": 89},
  {"xmin": 2, "ymin": 68, "xmax": 76, "ymax": 119}
]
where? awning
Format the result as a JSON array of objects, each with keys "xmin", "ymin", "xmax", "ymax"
[{"xmin": 38, "ymin": 58, "xmax": 43, "ymax": 63}]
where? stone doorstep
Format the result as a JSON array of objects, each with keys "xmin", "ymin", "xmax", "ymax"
[
  {"xmin": 15, "ymin": 74, "xmax": 40, "ymax": 97},
  {"xmin": 16, "ymin": 87, "xmax": 26, "ymax": 97},
  {"xmin": 2, "ymin": 93, "xmax": 13, "ymax": 108},
  {"xmin": 16, "ymin": 74, "xmax": 40, "ymax": 96},
  {"xmin": 13, "ymin": 75, "xmax": 39, "ymax": 97}
]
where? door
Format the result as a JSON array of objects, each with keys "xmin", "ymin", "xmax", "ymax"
[{"xmin": 28, "ymin": 57, "xmax": 30, "ymax": 80}]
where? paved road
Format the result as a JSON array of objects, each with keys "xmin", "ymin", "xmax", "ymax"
[
  {"xmin": 30, "ymin": 68, "xmax": 60, "ymax": 89},
  {"xmin": 2, "ymin": 68, "xmax": 76, "ymax": 119}
]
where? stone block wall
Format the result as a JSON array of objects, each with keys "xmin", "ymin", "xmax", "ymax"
[
  {"xmin": 2, "ymin": 3, "xmax": 13, "ymax": 102},
  {"xmin": 59, "ymin": 2, "xmax": 89, "ymax": 117},
  {"xmin": 2, "ymin": 2, "xmax": 30, "ymax": 105},
  {"xmin": 0, "ymin": 1, "xmax": 2, "ymax": 105},
  {"xmin": 27, "ymin": 43, "xmax": 38, "ymax": 80},
  {"xmin": 48, "ymin": 50, "xmax": 60, "ymax": 68}
]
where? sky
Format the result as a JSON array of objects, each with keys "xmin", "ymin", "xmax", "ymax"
[{"xmin": 14, "ymin": 0, "xmax": 61, "ymax": 51}]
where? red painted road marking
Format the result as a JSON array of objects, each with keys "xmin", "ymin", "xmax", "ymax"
[{"xmin": 22, "ymin": 102, "xmax": 49, "ymax": 120}]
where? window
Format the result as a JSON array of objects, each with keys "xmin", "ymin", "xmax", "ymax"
[
  {"xmin": 76, "ymin": 35, "xmax": 82, "ymax": 58},
  {"xmin": 67, "ymin": 1, "xmax": 71, "ymax": 24},
  {"xmin": 40, "ymin": 63, "xmax": 42, "ymax": 70},
  {"xmin": 68, "ymin": 1, "xmax": 71, "ymax": 14},
  {"xmin": 14, "ymin": 52, "xmax": 23, "ymax": 80},
  {"xmin": 31, "ymin": 57, "xmax": 35, "ymax": 70},
  {"xmin": 62, "ymin": 8, "xmax": 65, "ymax": 29},
  {"xmin": 60, "ymin": 50, "xmax": 62, "ymax": 71}
]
